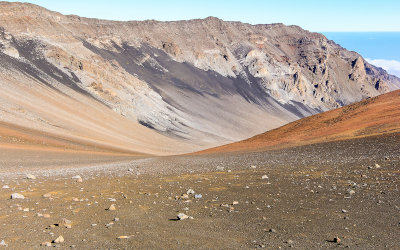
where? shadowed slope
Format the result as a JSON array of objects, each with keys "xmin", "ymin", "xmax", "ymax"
[
  {"xmin": 0, "ymin": 2, "xmax": 399, "ymax": 157},
  {"xmin": 0, "ymin": 2, "xmax": 400, "ymax": 154},
  {"xmin": 0, "ymin": 69, "xmax": 197, "ymax": 156},
  {"xmin": 197, "ymin": 90, "xmax": 400, "ymax": 154}
]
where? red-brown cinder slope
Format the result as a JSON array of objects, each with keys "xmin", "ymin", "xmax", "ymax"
[{"xmin": 196, "ymin": 90, "xmax": 400, "ymax": 154}]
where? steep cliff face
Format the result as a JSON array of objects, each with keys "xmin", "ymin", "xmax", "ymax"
[{"xmin": 0, "ymin": 2, "xmax": 399, "ymax": 154}]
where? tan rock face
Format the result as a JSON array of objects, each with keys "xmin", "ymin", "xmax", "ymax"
[
  {"xmin": 349, "ymin": 56, "xmax": 366, "ymax": 82},
  {"xmin": 0, "ymin": 2, "xmax": 399, "ymax": 155},
  {"xmin": 161, "ymin": 41, "xmax": 181, "ymax": 56}
]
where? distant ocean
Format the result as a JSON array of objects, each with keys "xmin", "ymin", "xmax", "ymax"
[{"xmin": 322, "ymin": 32, "xmax": 400, "ymax": 77}]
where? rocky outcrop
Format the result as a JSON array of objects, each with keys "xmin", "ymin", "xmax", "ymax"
[
  {"xmin": 0, "ymin": 2, "xmax": 399, "ymax": 153},
  {"xmin": 349, "ymin": 56, "xmax": 366, "ymax": 82}
]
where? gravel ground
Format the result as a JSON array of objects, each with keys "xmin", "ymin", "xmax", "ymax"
[{"xmin": 0, "ymin": 133, "xmax": 399, "ymax": 249}]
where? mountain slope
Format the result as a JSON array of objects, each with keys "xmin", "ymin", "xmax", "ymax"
[
  {"xmin": 197, "ymin": 90, "xmax": 400, "ymax": 154},
  {"xmin": 0, "ymin": 2, "xmax": 399, "ymax": 155}
]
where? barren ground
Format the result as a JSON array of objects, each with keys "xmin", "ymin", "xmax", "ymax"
[{"xmin": 0, "ymin": 133, "xmax": 399, "ymax": 249}]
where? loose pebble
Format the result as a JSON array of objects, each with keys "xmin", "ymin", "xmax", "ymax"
[
  {"xmin": 107, "ymin": 204, "xmax": 116, "ymax": 211},
  {"xmin": 177, "ymin": 213, "xmax": 189, "ymax": 220},
  {"xmin": 25, "ymin": 174, "xmax": 36, "ymax": 180},
  {"xmin": 53, "ymin": 235, "xmax": 64, "ymax": 244},
  {"xmin": 117, "ymin": 236, "xmax": 130, "ymax": 239},
  {"xmin": 11, "ymin": 193, "xmax": 25, "ymax": 199}
]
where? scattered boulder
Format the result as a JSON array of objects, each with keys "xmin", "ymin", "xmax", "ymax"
[
  {"xmin": 25, "ymin": 174, "xmax": 36, "ymax": 180},
  {"xmin": 333, "ymin": 237, "xmax": 341, "ymax": 243},
  {"xmin": 60, "ymin": 218, "xmax": 72, "ymax": 228},
  {"xmin": 11, "ymin": 193, "xmax": 25, "ymax": 199},
  {"xmin": 261, "ymin": 175, "xmax": 269, "ymax": 179},
  {"xmin": 53, "ymin": 236, "xmax": 64, "ymax": 244},
  {"xmin": 179, "ymin": 194, "xmax": 189, "ymax": 200},
  {"xmin": 107, "ymin": 204, "xmax": 116, "ymax": 211},
  {"xmin": 187, "ymin": 189, "xmax": 195, "ymax": 195},
  {"xmin": 177, "ymin": 213, "xmax": 189, "ymax": 220},
  {"xmin": 71, "ymin": 175, "xmax": 83, "ymax": 182},
  {"xmin": 375, "ymin": 163, "xmax": 381, "ymax": 169},
  {"xmin": 348, "ymin": 189, "xmax": 355, "ymax": 195},
  {"xmin": 0, "ymin": 240, "xmax": 7, "ymax": 246},
  {"xmin": 42, "ymin": 193, "xmax": 52, "ymax": 198},
  {"xmin": 194, "ymin": 194, "xmax": 203, "ymax": 199},
  {"xmin": 2, "ymin": 185, "xmax": 10, "ymax": 189}
]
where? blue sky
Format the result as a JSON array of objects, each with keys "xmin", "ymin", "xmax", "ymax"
[{"xmin": 9, "ymin": 0, "xmax": 400, "ymax": 32}]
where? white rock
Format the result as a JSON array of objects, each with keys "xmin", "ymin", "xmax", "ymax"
[
  {"xmin": 262, "ymin": 175, "xmax": 269, "ymax": 179},
  {"xmin": 216, "ymin": 166, "xmax": 224, "ymax": 171},
  {"xmin": 107, "ymin": 204, "xmax": 116, "ymax": 211},
  {"xmin": 177, "ymin": 213, "xmax": 189, "ymax": 220},
  {"xmin": 186, "ymin": 189, "xmax": 195, "ymax": 195},
  {"xmin": 71, "ymin": 175, "xmax": 81, "ymax": 179},
  {"xmin": 42, "ymin": 193, "xmax": 52, "ymax": 198},
  {"xmin": 375, "ymin": 163, "xmax": 381, "ymax": 169},
  {"xmin": 0, "ymin": 240, "xmax": 7, "ymax": 246},
  {"xmin": 250, "ymin": 165, "xmax": 257, "ymax": 169},
  {"xmin": 53, "ymin": 235, "xmax": 64, "ymax": 243},
  {"xmin": 25, "ymin": 174, "xmax": 36, "ymax": 180},
  {"xmin": 2, "ymin": 185, "xmax": 9, "ymax": 189},
  {"xmin": 11, "ymin": 193, "xmax": 25, "ymax": 199},
  {"xmin": 60, "ymin": 218, "xmax": 72, "ymax": 228}
]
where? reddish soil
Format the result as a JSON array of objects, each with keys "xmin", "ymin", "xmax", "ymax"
[{"xmin": 197, "ymin": 90, "xmax": 400, "ymax": 155}]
